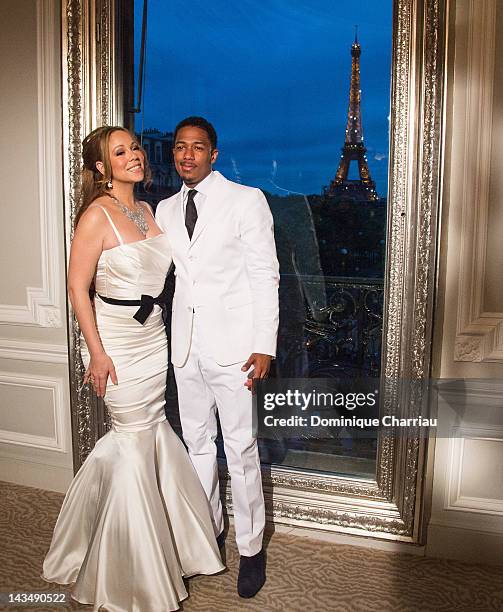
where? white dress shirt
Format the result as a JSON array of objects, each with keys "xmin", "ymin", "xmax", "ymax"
[{"xmin": 181, "ymin": 170, "xmax": 217, "ymax": 217}]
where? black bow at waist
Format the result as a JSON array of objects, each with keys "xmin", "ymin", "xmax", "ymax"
[{"xmin": 98, "ymin": 286, "xmax": 169, "ymax": 325}]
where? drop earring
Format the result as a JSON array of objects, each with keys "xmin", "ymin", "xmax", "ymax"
[{"xmin": 106, "ymin": 179, "xmax": 113, "ymax": 189}]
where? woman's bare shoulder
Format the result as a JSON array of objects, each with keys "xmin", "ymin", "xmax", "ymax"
[
  {"xmin": 88, "ymin": 195, "xmax": 114, "ymax": 210},
  {"xmin": 77, "ymin": 200, "xmax": 111, "ymax": 232}
]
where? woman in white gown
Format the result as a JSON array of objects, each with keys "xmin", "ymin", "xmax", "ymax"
[{"xmin": 42, "ymin": 126, "xmax": 224, "ymax": 611}]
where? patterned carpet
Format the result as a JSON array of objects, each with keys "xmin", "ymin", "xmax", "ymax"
[{"xmin": 1, "ymin": 480, "xmax": 502, "ymax": 612}]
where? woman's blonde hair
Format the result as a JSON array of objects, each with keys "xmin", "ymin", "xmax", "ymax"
[{"xmin": 74, "ymin": 126, "xmax": 151, "ymax": 226}]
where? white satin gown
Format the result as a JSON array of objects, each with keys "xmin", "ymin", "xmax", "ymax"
[{"xmin": 42, "ymin": 208, "xmax": 224, "ymax": 612}]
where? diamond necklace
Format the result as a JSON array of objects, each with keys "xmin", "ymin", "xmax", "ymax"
[{"xmin": 108, "ymin": 194, "xmax": 149, "ymax": 236}]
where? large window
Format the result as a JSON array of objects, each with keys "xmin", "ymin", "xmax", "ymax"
[{"xmin": 132, "ymin": 0, "xmax": 392, "ymax": 478}]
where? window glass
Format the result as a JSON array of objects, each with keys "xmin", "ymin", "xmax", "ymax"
[{"xmin": 134, "ymin": 0, "xmax": 392, "ymax": 478}]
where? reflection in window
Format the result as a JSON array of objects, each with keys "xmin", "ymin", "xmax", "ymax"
[
  {"xmin": 136, "ymin": 128, "xmax": 181, "ymax": 202},
  {"xmin": 133, "ymin": 1, "xmax": 392, "ymax": 478}
]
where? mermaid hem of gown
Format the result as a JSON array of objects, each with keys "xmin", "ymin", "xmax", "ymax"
[
  {"xmin": 42, "ymin": 419, "xmax": 224, "ymax": 612},
  {"xmin": 39, "ymin": 577, "xmax": 190, "ymax": 612}
]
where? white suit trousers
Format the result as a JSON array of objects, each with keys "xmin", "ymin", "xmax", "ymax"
[{"xmin": 173, "ymin": 314, "xmax": 265, "ymax": 557}]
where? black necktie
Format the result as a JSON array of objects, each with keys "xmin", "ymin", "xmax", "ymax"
[{"xmin": 185, "ymin": 189, "xmax": 198, "ymax": 239}]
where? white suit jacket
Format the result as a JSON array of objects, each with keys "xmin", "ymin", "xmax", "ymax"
[{"xmin": 155, "ymin": 171, "xmax": 280, "ymax": 367}]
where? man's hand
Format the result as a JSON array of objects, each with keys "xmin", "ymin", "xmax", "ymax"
[{"xmin": 241, "ymin": 353, "xmax": 272, "ymax": 391}]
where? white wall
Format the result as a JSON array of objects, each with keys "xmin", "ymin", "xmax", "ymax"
[
  {"xmin": 428, "ymin": 0, "xmax": 503, "ymax": 565},
  {"xmin": 0, "ymin": 0, "xmax": 72, "ymax": 492}
]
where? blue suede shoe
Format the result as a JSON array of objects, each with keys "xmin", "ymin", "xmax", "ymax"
[{"xmin": 237, "ymin": 549, "xmax": 266, "ymax": 598}]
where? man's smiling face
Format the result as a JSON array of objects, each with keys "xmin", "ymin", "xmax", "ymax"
[{"xmin": 173, "ymin": 126, "xmax": 218, "ymax": 187}]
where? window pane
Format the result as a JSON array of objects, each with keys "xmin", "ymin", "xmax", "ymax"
[{"xmin": 134, "ymin": 0, "xmax": 392, "ymax": 478}]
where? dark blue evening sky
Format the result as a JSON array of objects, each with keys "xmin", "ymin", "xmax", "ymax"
[{"xmin": 134, "ymin": 1, "xmax": 392, "ymax": 196}]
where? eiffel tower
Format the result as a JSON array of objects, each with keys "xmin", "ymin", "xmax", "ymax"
[{"xmin": 326, "ymin": 30, "xmax": 378, "ymax": 201}]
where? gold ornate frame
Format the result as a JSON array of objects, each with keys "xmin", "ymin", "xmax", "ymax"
[{"xmin": 62, "ymin": 0, "xmax": 447, "ymax": 543}]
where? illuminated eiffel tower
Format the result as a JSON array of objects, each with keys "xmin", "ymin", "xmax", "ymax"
[{"xmin": 326, "ymin": 30, "xmax": 378, "ymax": 201}]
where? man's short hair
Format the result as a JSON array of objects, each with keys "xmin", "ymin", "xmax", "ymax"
[{"xmin": 174, "ymin": 116, "xmax": 217, "ymax": 150}]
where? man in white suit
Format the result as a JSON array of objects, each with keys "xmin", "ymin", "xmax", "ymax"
[{"xmin": 155, "ymin": 117, "xmax": 279, "ymax": 598}]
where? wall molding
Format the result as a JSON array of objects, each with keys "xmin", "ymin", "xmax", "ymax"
[
  {"xmin": 0, "ymin": 456, "xmax": 72, "ymax": 493},
  {"xmin": 446, "ymin": 427, "xmax": 503, "ymax": 516},
  {"xmin": 0, "ymin": 339, "xmax": 68, "ymax": 364},
  {"xmin": 429, "ymin": 382, "xmax": 503, "ymax": 566},
  {"xmin": 454, "ymin": 0, "xmax": 503, "ymax": 362},
  {"xmin": 0, "ymin": 371, "xmax": 67, "ymax": 453},
  {"xmin": 427, "ymin": 522, "xmax": 503, "ymax": 565},
  {"xmin": 0, "ymin": 0, "xmax": 62, "ymax": 328}
]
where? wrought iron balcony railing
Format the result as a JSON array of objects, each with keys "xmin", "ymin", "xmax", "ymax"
[{"xmin": 276, "ymin": 274, "xmax": 384, "ymax": 379}]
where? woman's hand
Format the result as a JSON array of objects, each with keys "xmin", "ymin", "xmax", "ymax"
[{"xmin": 83, "ymin": 351, "xmax": 118, "ymax": 397}]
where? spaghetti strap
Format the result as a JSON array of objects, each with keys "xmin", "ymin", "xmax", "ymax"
[{"xmin": 94, "ymin": 205, "xmax": 124, "ymax": 245}]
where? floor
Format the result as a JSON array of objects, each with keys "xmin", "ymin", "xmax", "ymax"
[{"xmin": 1, "ymin": 480, "xmax": 502, "ymax": 612}]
